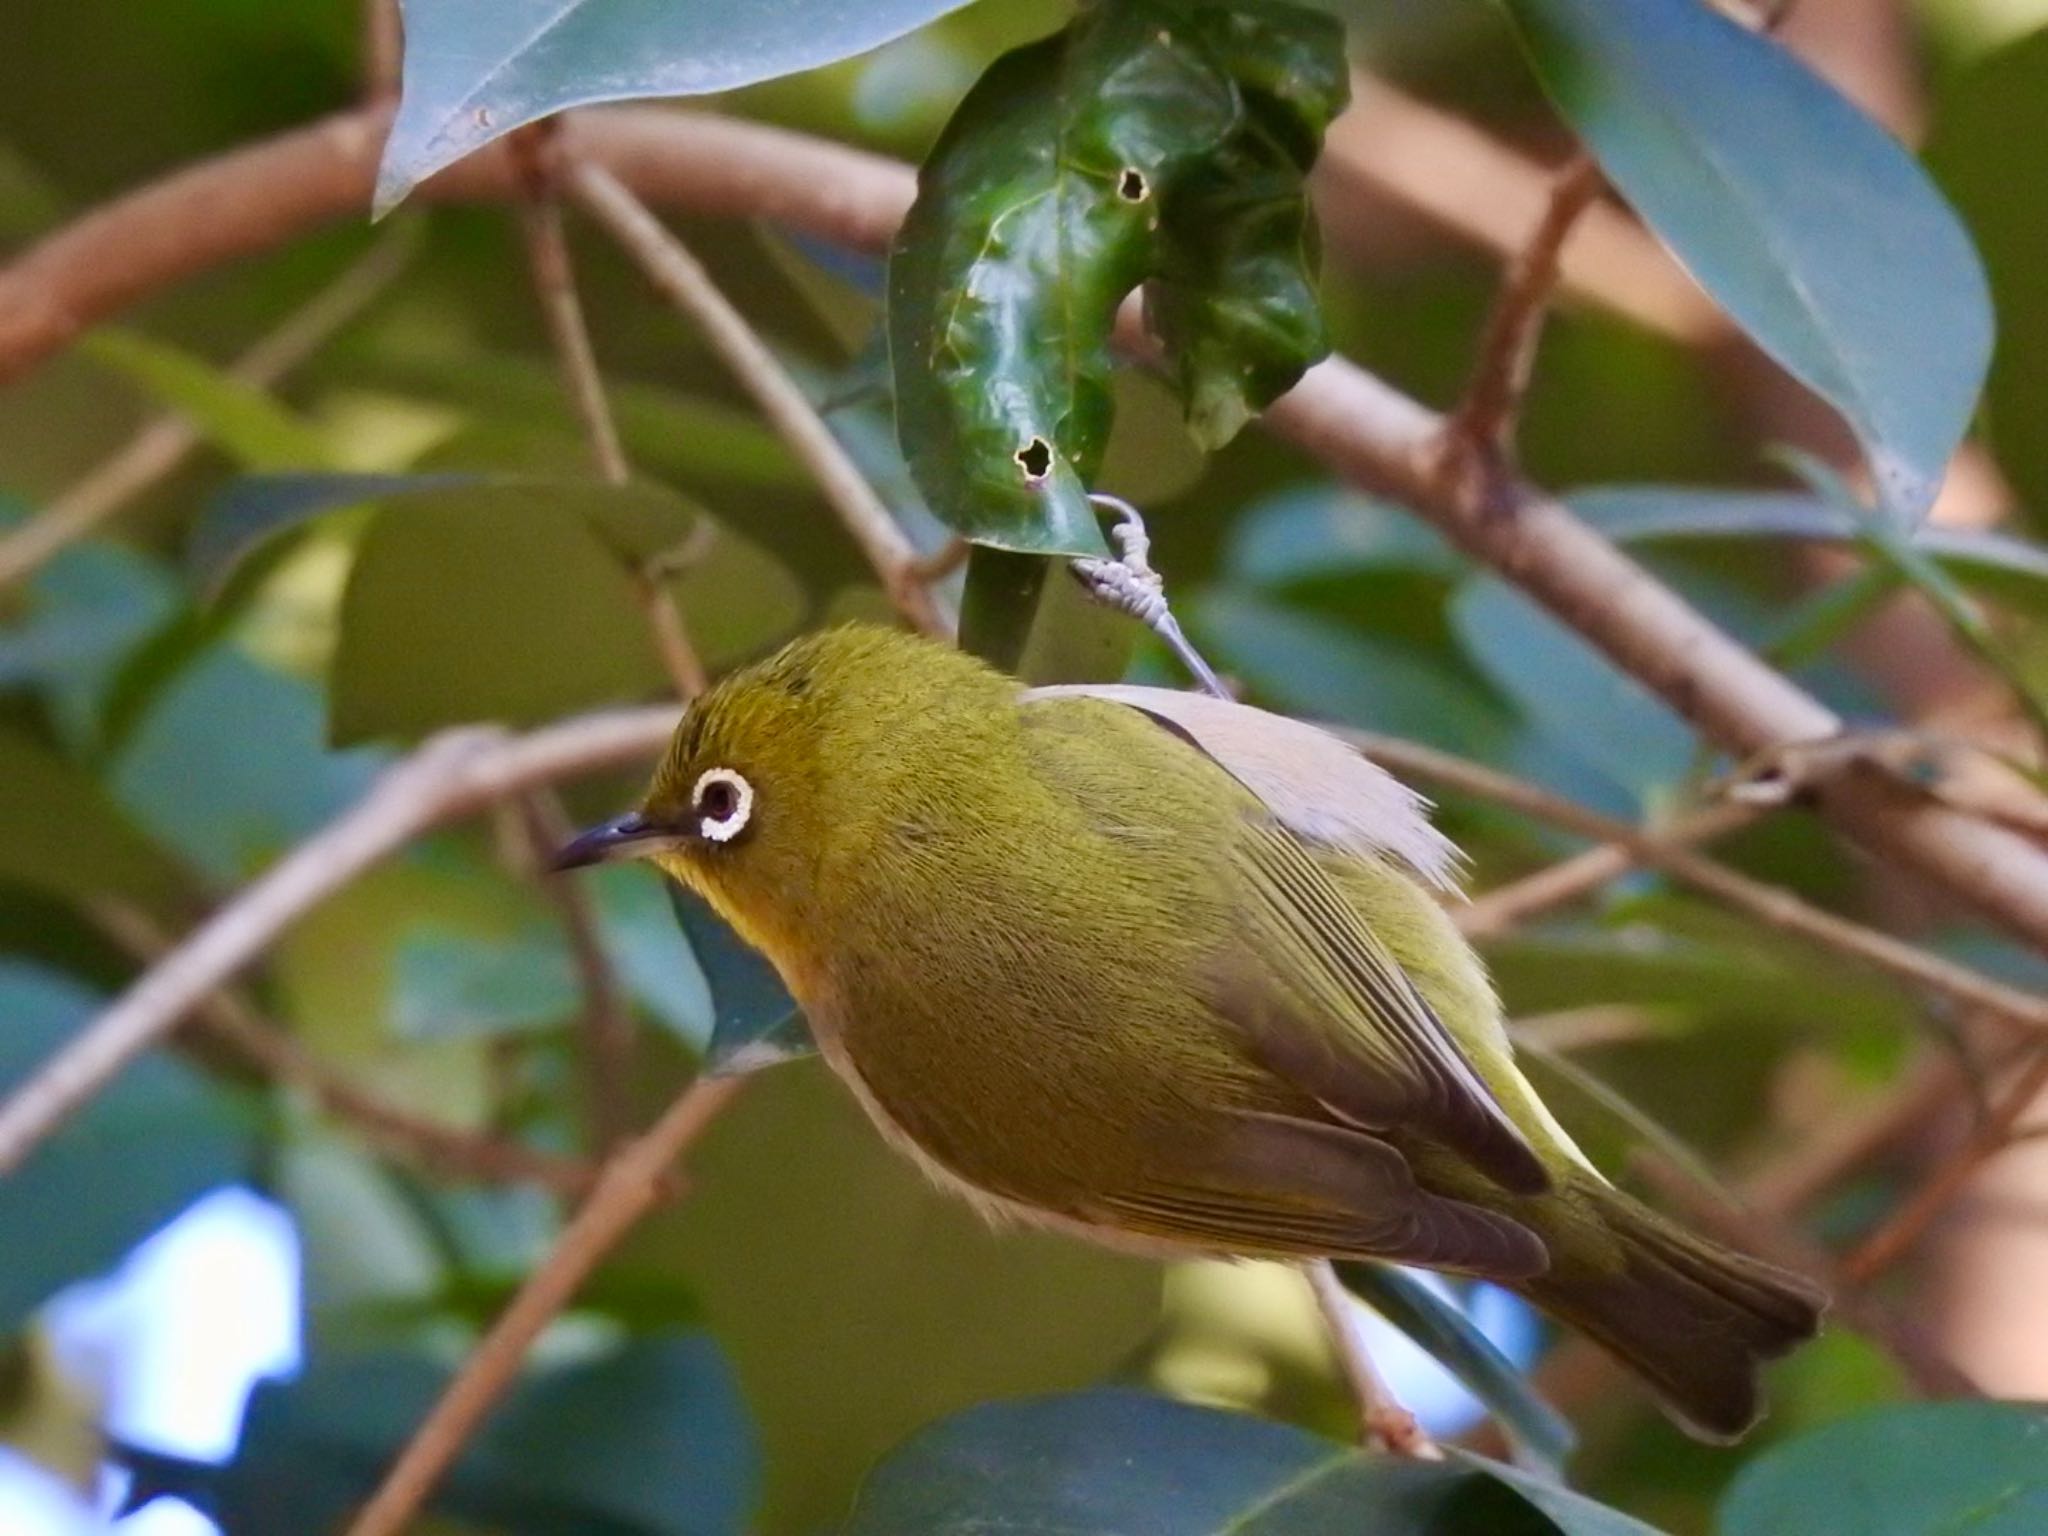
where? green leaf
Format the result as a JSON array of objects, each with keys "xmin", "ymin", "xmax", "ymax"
[
  {"xmin": 1449, "ymin": 578, "xmax": 1694, "ymax": 797},
  {"xmin": 355, "ymin": 344, "xmax": 810, "ymax": 493},
  {"xmin": 1569, "ymin": 486, "xmax": 2048, "ymax": 618},
  {"xmin": 0, "ymin": 964, "xmax": 253, "ymax": 1332},
  {"xmin": 663, "ymin": 879, "xmax": 806, "ymax": 1072},
  {"xmin": 390, "ymin": 925, "xmax": 582, "ymax": 1042},
  {"xmin": 1776, "ymin": 452, "xmax": 2048, "ymax": 739},
  {"xmin": 207, "ymin": 1332, "xmax": 757, "ymax": 1535},
  {"xmin": 1225, "ymin": 486, "xmax": 1459, "ymax": 589},
  {"xmin": 840, "ymin": 1390, "xmax": 1663, "ymax": 1534},
  {"xmin": 1144, "ymin": 8, "xmax": 1349, "ymax": 450},
  {"xmin": 331, "ymin": 479, "xmax": 801, "ymax": 743},
  {"xmin": 1195, "ymin": 588, "xmax": 1517, "ymax": 759},
  {"xmin": 588, "ymin": 865, "xmax": 714, "ymax": 1046},
  {"xmin": 188, "ymin": 472, "xmax": 469, "ymax": 597},
  {"xmin": 1927, "ymin": 29, "xmax": 2048, "ymax": 523},
  {"xmin": 888, "ymin": 0, "xmax": 1344, "ymax": 554},
  {"xmin": 1335, "ymin": 1264, "xmax": 1575, "ymax": 1479},
  {"xmin": 0, "ymin": 730, "xmax": 191, "ymax": 911},
  {"xmin": 1502, "ymin": 0, "xmax": 1991, "ymax": 526},
  {"xmin": 76, "ymin": 329, "xmax": 333, "ymax": 471},
  {"xmin": 111, "ymin": 644, "xmax": 386, "ymax": 885},
  {"xmin": 1719, "ymin": 1401, "xmax": 2048, "ymax": 1535},
  {"xmin": 0, "ymin": 507, "xmax": 181, "ymax": 751},
  {"xmin": 376, "ymin": 0, "xmax": 974, "ymax": 213}
]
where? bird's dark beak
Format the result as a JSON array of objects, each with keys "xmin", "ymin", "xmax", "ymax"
[{"xmin": 550, "ymin": 811, "xmax": 671, "ymax": 871}]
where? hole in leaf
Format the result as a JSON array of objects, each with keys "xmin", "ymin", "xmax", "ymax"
[
  {"xmin": 1014, "ymin": 437, "xmax": 1053, "ymax": 483},
  {"xmin": 1116, "ymin": 168, "xmax": 1149, "ymax": 203}
]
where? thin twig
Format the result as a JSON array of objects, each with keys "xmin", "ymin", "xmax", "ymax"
[
  {"xmin": 1839, "ymin": 1047, "xmax": 2048, "ymax": 1285},
  {"xmin": 565, "ymin": 159, "xmax": 949, "ymax": 639},
  {"xmin": 1457, "ymin": 800, "xmax": 1761, "ymax": 940},
  {"xmin": 1744, "ymin": 1050, "xmax": 1962, "ymax": 1217},
  {"xmin": 509, "ymin": 121, "xmax": 708, "ymax": 701},
  {"xmin": 1437, "ymin": 156, "xmax": 1605, "ymax": 503},
  {"xmin": 363, "ymin": 0, "xmax": 403, "ymax": 102},
  {"xmin": 343, "ymin": 1072, "xmax": 747, "ymax": 1536},
  {"xmin": 512, "ymin": 793, "xmax": 635, "ymax": 1155},
  {"xmin": 93, "ymin": 903, "xmax": 606, "ymax": 1197},
  {"xmin": 509, "ymin": 124, "xmax": 630, "ymax": 483},
  {"xmin": 904, "ymin": 534, "xmax": 970, "ymax": 585},
  {"xmin": 1342, "ymin": 729, "xmax": 2048, "ymax": 1040},
  {"xmin": 0, "ymin": 227, "xmax": 414, "ymax": 592},
  {"xmin": 1305, "ymin": 1259, "xmax": 1440, "ymax": 1458},
  {"xmin": 0, "ymin": 706, "xmax": 679, "ymax": 1177}
]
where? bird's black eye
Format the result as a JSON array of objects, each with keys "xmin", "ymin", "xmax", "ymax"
[{"xmin": 691, "ymin": 767, "xmax": 754, "ymax": 843}]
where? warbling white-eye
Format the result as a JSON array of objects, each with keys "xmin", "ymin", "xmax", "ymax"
[{"xmin": 556, "ymin": 624, "xmax": 1824, "ymax": 1440}]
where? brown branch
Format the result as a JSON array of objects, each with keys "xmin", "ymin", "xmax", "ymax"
[
  {"xmin": 1268, "ymin": 367, "xmax": 2048, "ymax": 948},
  {"xmin": 508, "ymin": 124, "xmax": 630, "ymax": 483},
  {"xmin": 0, "ymin": 706, "xmax": 679, "ymax": 1177},
  {"xmin": 363, "ymin": 0, "xmax": 402, "ymax": 103},
  {"xmin": 1457, "ymin": 800, "xmax": 1761, "ymax": 940},
  {"xmin": 343, "ymin": 1071, "xmax": 746, "ymax": 1536},
  {"xmin": 4, "ymin": 105, "xmax": 2048, "ymax": 939},
  {"xmin": 93, "ymin": 903, "xmax": 606, "ymax": 1197},
  {"xmin": 512, "ymin": 793, "xmax": 635, "ymax": 1155},
  {"xmin": 1315, "ymin": 77, "xmax": 1723, "ymax": 346},
  {"xmin": 1839, "ymin": 1046, "xmax": 2048, "ymax": 1285},
  {"xmin": 1744, "ymin": 1049, "xmax": 1963, "ymax": 1216},
  {"xmin": 564, "ymin": 160, "xmax": 948, "ymax": 639},
  {"xmin": 1438, "ymin": 156, "xmax": 1606, "ymax": 494},
  {"xmin": 1342, "ymin": 728, "xmax": 2048, "ymax": 1038},
  {"xmin": 508, "ymin": 121, "xmax": 708, "ymax": 701},
  {"xmin": 0, "ymin": 226, "xmax": 414, "ymax": 592}
]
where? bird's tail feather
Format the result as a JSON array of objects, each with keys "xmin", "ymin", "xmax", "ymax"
[{"xmin": 1518, "ymin": 1181, "xmax": 1826, "ymax": 1442}]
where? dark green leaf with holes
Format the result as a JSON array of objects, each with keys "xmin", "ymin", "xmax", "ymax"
[{"xmin": 888, "ymin": 0, "xmax": 1345, "ymax": 555}]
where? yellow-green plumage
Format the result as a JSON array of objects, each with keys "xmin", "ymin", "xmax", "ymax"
[{"xmin": 594, "ymin": 625, "xmax": 1822, "ymax": 1441}]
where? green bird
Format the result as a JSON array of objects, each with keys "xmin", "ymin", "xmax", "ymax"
[{"xmin": 557, "ymin": 624, "xmax": 1824, "ymax": 1440}]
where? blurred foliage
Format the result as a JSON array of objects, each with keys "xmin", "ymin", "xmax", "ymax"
[{"xmin": 2, "ymin": 0, "xmax": 2046, "ymax": 1533}]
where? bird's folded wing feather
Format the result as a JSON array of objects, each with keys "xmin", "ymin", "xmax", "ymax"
[
  {"xmin": 1089, "ymin": 1108, "xmax": 1546, "ymax": 1277},
  {"xmin": 1216, "ymin": 820, "xmax": 1549, "ymax": 1195}
]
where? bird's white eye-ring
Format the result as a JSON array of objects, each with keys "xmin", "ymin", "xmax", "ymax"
[{"xmin": 691, "ymin": 767, "xmax": 754, "ymax": 843}]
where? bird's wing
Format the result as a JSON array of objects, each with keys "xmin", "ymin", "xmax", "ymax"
[
  {"xmin": 1217, "ymin": 818, "xmax": 1549, "ymax": 1195},
  {"xmin": 1026, "ymin": 682, "xmax": 1460, "ymax": 888},
  {"xmin": 1088, "ymin": 1108, "xmax": 1546, "ymax": 1277}
]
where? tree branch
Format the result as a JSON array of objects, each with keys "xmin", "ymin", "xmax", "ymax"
[
  {"xmin": 1341, "ymin": 729, "xmax": 2048, "ymax": 1038},
  {"xmin": 1456, "ymin": 800, "xmax": 1762, "ymax": 940},
  {"xmin": 343, "ymin": 1071, "xmax": 747, "ymax": 1536},
  {"xmin": 0, "ymin": 706, "xmax": 678, "ymax": 1177},
  {"xmin": 1840, "ymin": 1045, "xmax": 2048, "ymax": 1285}
]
